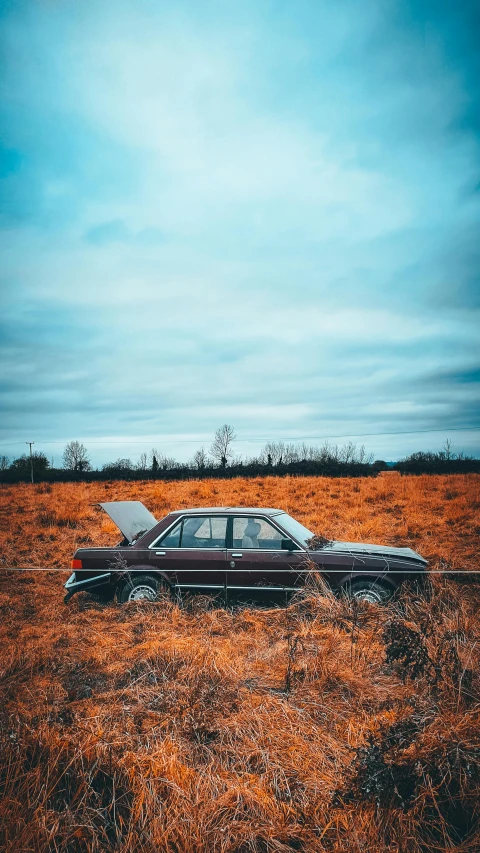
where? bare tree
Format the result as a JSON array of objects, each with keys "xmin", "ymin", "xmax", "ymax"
[
  {"xmin": 282, "ymin": 443, "xmax": 299, "ymax": 464},
  {"xmin": 339, "ymin": 441, "xmax": 357, "ymax": 464},
  {"xmin": 62, "ymin": 441, "xmax": 91, "ymax": 472},
  {"xmin": 323, "ymin": 442, "xmax": 340, "ymax": 463},
  {"xmin": 0, "ymin": 455, "xmax": 9, "ymax": 472},
  {"xmin": 210, "ymin": 424, "xmax": 237, "ymax": 468},
  {"xmin": 297, "ymin": 441, "xmax": 311, "ymax": 461},
  {"xmin": 443, "ymin": 438, "xmax": 454, "ymax": 460},
  {"xmin": 259, "ymin": 441, "xmax": 285, "ymax": 465},
  {"xmin": 356, "ymin": 444, "xmax": 374, "ymax": 464},
  {"xmin": 148, "ymin": 449, "xmax": 178, "ymax": 471},
  {"xmin": 102, "ymin": 458, "xmax": 133, "ymax": 474},
  {"xmin": 136, "ymin": 452, "xmax": 148, "ymax": 471},
  {"xmin": 191, "ymin": 446, "xmax": 208, "ymax": 470},
  {"xmin": 157, "ymin": 453, "xmax": 178, "ymax": 470}
]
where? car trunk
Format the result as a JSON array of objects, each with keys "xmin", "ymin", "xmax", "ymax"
[{"xmin": 98, "ymin": 501, "xmax": 158, "ymax": 543}]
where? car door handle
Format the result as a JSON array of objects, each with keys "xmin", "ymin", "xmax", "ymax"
[
  {"xmin": 231, "ymin": 553, "xmax": 243, "ymax": 558},
  {"xmin": 155, "ymin": 551, "xmax": 166, "ymax": 556}
]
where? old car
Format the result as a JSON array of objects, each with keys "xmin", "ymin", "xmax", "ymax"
[{"xmin": 64, "ymin": 501, "xmax": 428, "ymax": 604}]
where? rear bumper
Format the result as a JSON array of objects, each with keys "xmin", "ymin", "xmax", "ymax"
[{"xmin": 64, "ymin": 571, "xmax": 112, "ymax": 602}]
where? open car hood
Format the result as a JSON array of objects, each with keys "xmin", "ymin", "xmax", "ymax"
[{"xmin": 99, "ymin": 501, "xmax": 158, "ymax": 544}]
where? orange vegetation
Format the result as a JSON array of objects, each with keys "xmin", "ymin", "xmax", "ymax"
[{"xmin": 0, "ymin": 474, "xmax": 479, "ymax": 852}]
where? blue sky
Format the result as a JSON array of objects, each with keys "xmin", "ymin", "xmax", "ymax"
[{"xmin": 0, "ymin": 0, "xmax": 479, "ymax": 466}]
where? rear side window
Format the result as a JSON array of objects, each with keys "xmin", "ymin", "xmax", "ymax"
[
  {"xmin": 157, "ymin": 516, "xmax": 227, "ymax": 548},
  {"xmin": 181, "ymin": 516, "xmax": 227, "ymax": 548}
]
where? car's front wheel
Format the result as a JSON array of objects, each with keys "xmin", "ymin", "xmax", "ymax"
[
  {"xmin": 344, "ymin": 578, "xmax": 393, "ymax": 605},
  {"xmin": 118, "ymin": 574, "xmax": 170, "ymax": 603}
]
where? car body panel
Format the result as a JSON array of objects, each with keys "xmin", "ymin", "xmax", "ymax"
[
  {"xmin": 308, "ymin": 549, "xmax": 417, "ymax": 593},
  {"xmin": 149, "ymin": 547, "xmax": 227, "ymax": 588},
  {"xmin": 227, "ymin": 548, "xmax": 305, "ymax": 588}
]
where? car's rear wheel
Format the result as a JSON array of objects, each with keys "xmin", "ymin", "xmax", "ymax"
[
  {"xmin": 344, "ymin": 578, "xmax": 393, "ymax": 604},
  {"xmin": 118, "ymin": 574, "xmax": 170, "ymax": 603}
]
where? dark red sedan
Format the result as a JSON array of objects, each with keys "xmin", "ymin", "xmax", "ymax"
[{"xmin": 65, "ymin": 501, "xmax": 428, "ymax": 605}]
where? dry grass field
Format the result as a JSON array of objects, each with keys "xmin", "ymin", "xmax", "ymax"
[{"xmin": 0, "ymin": 474, "xmax": 479, "ymax": 853}]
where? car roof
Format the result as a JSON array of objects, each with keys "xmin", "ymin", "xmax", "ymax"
[{"xmin": 167, "ymin": 507, "xmax": 285, "ymax": 517}]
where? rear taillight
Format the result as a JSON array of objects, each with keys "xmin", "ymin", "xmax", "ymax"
[{"xmin": 71, "ymin": 559, "xmax": 83, "ymax": 570}]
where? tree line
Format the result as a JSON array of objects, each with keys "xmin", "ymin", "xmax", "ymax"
[{"xmin": 0, "ymin": 427, "xmax": 478, "ymax": 483}]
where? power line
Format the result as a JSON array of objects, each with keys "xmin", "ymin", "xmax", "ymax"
[
  {"xmin": 0, "ymin": 426, "xmax": 479, "ymax": 448},
  {"xmin": 1, "ymin": 567, "xmax": 480, "ymax": 574}
]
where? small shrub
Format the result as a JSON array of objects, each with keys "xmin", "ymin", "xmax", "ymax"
[
  {"xmin": 383, "ymin": 619, "xmax": 433, "ymax": 682},
  {"xmin": 338, "ymin": 716, "xmax": 421, "ymax": 809}
]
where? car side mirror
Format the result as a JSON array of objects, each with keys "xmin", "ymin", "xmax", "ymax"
[{"xmin": 281, "ymin": 538, "xmax": 296, "ymax": 551}]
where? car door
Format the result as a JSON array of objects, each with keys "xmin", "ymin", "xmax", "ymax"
[
  {"xmin": 149, "ymin": 515, "xmax": 228, "ymax": 591},
  {"xmin": 227, "ymin": 516, "xmax": 306, "ymax": 589}
]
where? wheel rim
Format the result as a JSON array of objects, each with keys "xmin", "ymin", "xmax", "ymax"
[
  {"xmin": 352, "ymin": 588, "xmax": 382, "ymax": 604},
  {"xmin": 128, "ymin": 585, "xmax": 157, "ymax": 601}
]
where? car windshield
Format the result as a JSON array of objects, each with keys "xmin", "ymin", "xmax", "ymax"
[{"xmin": 275, "ymin": 513, "xmax": 314, "ymax": 547}]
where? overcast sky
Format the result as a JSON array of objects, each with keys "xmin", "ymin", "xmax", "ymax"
[{"xmin": 1, "ymin": 0, "xmax": 479, "ymax": 467}]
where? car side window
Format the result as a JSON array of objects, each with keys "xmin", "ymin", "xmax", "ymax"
[
  {"xmin": 180, "ymin": 516, "xmax": 227, "ymax": 548},
  {"xmin": 157, "ymin": 517, "xmax": 227, "ymax": 548},
  {"xmin": 233, "ymin": 517, "xmax": 286, "ymax": 549},
  {"xmin": 158, "ymin": 520, "xmax": 182, "ymax": 547}
]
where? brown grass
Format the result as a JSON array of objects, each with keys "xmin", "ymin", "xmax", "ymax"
[{"xmin": 0, "ymin": 474, "xmax": 479, "ymax": 852}]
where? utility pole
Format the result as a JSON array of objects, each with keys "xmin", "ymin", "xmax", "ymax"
[{"xmin": 26, "ymin": 441, "xmax": 34, "ymax": 484}]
